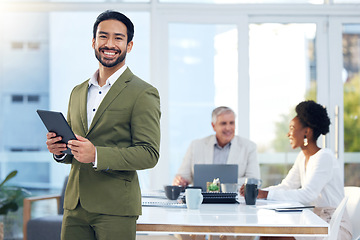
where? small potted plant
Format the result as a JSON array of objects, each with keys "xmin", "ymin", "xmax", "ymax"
[
  {"xmin": 0, "ymin": 170, "xmax": 30, "ymax": 240},
  {"xmin": 206, "ymin": 178, "xmax": 221, "ymax": 192}
]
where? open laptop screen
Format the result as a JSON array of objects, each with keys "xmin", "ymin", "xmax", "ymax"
[{"xmin": 193, "ymin": 164, "xmax": 238, "ymax": 191}]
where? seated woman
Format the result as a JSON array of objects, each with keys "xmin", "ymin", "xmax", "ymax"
[{"xmin": 241, "ymin": 100, "xmax": 352, "ymax": 240}]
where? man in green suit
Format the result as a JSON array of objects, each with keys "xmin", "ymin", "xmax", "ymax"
[{"xmin": 46, "ymin": 10, "xmax": 160, "ymax": 240}]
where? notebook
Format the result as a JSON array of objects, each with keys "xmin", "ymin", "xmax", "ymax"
[
  {"xmin": 193, "ymin": 164, "xmax": 238, "ymax": 192},
  {"xmin": 142, "ymin": 201, "xmax": 186, "ymax": 208}
]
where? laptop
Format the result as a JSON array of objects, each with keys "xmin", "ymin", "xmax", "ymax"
[{"xmin": 193, "ymin": 164, "xmax": 238, "ymax": 192}]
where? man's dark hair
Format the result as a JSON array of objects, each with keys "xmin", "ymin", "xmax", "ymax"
[
  {"xmin": 93, "ymin": 10, "xmax": 134, "ymax": 43},
  {"xmin": 295, "ymin": 100, "xmax": 331, "ymax": 140}
]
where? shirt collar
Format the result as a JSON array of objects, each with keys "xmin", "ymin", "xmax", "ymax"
[
  {"xmin": 214, "ymin": 138, "xmax": 232, "ymax": 149},
  {"xmin": 88, "ymin": 65, "xmax": 128, "ymax": 88}
]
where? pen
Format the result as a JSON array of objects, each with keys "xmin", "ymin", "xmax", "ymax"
[
  {"xmin": 275, "ymin": 208, "xmax": 303, "ymax": 212},
  {"xmin": 275, "ymin": 205, "xmax": 315, "ymax": 210}
]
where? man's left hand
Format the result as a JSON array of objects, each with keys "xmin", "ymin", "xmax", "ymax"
[{"xmin": 68, "ymin": 134, "xmax": 96, "ymax": 163}]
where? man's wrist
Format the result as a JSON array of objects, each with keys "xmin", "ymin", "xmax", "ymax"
[{"xmin": 54, "ymin": 153, "xmax": 67, "ymax": 161}]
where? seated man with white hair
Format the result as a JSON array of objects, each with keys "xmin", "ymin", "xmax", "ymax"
[
  {"xmin": 173, "ymin": 106, "xmax": 260, "ymax": 240},
  {"xmin": 173, "ymin": 106, "xmax": 260, "ymax": 188}
]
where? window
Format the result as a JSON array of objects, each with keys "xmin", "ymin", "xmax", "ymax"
[
  {"xmin": 249, "ymin": 23, "xmax": 317, "ymax": 186},
  {"xmin": 28, "ymin": 95, "xmax": 40, "ymax": 103},
  {"xmin": 11, "ymin": 95, "xmax": 24, "ymax": 103},
  {"xmin": 168, "ymin": 23, "xmax": 238, "ymax": 182},
  {"xmin": 27, "ymin": 42, "xmax": 41, "ymax": 50},
  {"xmin": 11, "ymin": 42, "xmax": 24, "ymax": 49},
  {"xmin": 343, "ymin": 23, "xmax": 360, "ymax": 186}
]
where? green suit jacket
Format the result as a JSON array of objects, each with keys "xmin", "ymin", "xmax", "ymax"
[{"xmin": 58, "ymin": 67, "xmax": 160, "ymax": 216}]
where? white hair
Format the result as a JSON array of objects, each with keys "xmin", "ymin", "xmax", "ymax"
[{"xmin": 211, "ymin": 106, "xmax": 235, "ymax": 124}]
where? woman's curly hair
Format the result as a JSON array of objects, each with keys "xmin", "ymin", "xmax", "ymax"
[{"xmin": 295, "ymin": 100, "xmax": 331, "ymax": 140}]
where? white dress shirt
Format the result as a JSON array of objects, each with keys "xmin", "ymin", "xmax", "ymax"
[
  {"xmin": 87, "ymin": 65, "xmax": 127, "ymax": 167},
  {"xmin": 87, "ymin": 65, "xmax": 127, "ymax": 128},
  {"xmin": 266, "ymin": 148, "xmax": 344, "ymax": 208}
]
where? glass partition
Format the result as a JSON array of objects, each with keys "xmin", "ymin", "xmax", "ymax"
[
  {"xmin": 168, "ymin": 23, "xmax": 238, "ymax": 180},
  {"xmin": 343, "ymin": 23, "xmax": 360, "ymax": 186},
  {"xmin": 249, "ymin": 23, "xmax": 317, "ymax": 187}
]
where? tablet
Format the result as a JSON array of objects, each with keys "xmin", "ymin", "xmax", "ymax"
[{"xmin": 37, "ymin": 109, "xmax": 76, "ymax": 155}]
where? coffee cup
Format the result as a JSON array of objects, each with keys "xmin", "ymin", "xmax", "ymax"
[
  {"xmin": 221, "ymin": 183, "xmax": 239, "ymax": 193},
  {"xmin": 244, "ymin": 178, "xmax": 262, "ymax": 205},
  {"xmin": 164, "ymin": 185, "xmax": 182, "ymax": 200},
  {"xmin": 185, "ymin": 188, "xmax": 203, "ymax": 210}
]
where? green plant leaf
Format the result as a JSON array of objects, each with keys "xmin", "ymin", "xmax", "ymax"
[
  {"xmin": 0, "ymin": 170, "xmax": 31, "ymax": 216},
  {"xmin": 0, "ymin": 170, "xmax": 18, "ymax": 189},
  {"xmin": 208, "ymin": 184, "xmax": 219, "ymax": 191},
  {"xmin": 0, "ymin": 202, "xmax": 18, "ymax": 215}
]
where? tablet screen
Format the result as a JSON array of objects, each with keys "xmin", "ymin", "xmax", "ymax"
[{"xmin": 37, "ymin": 109, "xmax": 76, "ymax": 155}]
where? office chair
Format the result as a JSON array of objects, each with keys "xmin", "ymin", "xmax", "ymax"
[
  {"xmin": 325, "ymin": 197, "xmax": 348, "ymax": 240},
  {"xmin": 344, "ymin": 186, "xmax": 360, "ymax": 240}
]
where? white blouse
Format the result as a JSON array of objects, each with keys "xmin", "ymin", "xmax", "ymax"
[{"xmin": 267, "ymin": 148, "xmax": 344, "ymax": 208}]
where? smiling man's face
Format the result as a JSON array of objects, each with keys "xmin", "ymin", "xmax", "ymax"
[
  {"xmin": 212, "ymin": 112, "xmax": 235, "ymax": 147},
  {"xmin": 92, "ymin": 19, "xmax": 133, "ymax": 69}
]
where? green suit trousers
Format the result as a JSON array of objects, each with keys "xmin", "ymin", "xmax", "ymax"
[{"xmin": 61, "ymin": 201, "xmax": 138, "ymax": 240}]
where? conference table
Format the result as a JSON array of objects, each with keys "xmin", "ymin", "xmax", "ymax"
[{"xmin": 137, "ymin": 193, "xmax": 329, "ymax": 238}]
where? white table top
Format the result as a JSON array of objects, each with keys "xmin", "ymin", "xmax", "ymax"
[{"xmin": 138, "ymin": 194, "xmax": 329, "ymax": 237}]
